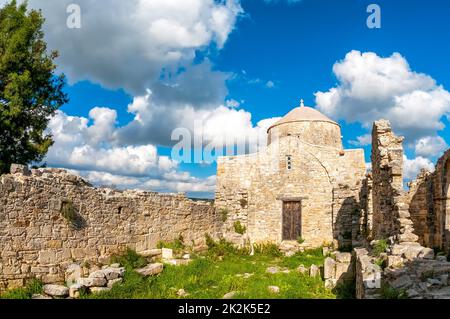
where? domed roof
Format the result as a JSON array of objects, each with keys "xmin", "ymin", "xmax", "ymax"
[{"xmin": 268, "ymin": 104, "xmax": 339, "ymax": 132}]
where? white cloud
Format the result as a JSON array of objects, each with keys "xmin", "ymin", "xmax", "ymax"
[
  {"xmin": 403, "ymin": 155, "xmax": 435, "ymax": 180},
  {"xmin": 226, "ymin": 99, "xmax": 240, "ymax": 108},
  {"xmin": 25, "ymin": 0, "xmax": 242, "ymax": 94},
  {"xmin": 349, "ymin": 134, "xmax": 371, "ymax": 147},
  {"xmin": 315, "ymin": 51, "xmax": 450, "ymax": 143},
  {"xmin": 265, "ymin": 80, "xmax": 275, "ymax": 88},
  {"xmin": 116, "ymin": 90, "xmax": 280, "ymax": 150},
  {"xmin": 415, "ymin": 136, "xmax": 448, "ymax": 157},
  {"xmin": 46, "ymin": 110, "xmax": 177, "ymax": 177}
]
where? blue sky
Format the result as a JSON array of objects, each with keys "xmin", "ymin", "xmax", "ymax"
[{"xmin": 19, "ymin": 0, "xmax": 450, "ymax": 198}]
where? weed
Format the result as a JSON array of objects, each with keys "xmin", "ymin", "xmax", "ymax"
[
  {"xmin": 372, "ymin": 239, "xmax": 388, "ymax": 257},
  {"xmin": 233, "ymin": 221, "xmax": 246, "ymax": 235},
  {"xmin": 0, "ymin": 279, "xmax": 43, "ymax": 299},
  {"xmin": 219, "ymin": 209, "xmax": 229, "ymax": 222}
]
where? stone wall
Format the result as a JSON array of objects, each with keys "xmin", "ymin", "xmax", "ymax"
[
  {"xmin": 371, "ymin": 120, "xmax": 418, "ymax": 244},
  {"xmin": 216, "ymin": 134, "xmax": 366, "ymax": 248},
  {"xmin": 406, "ymin": 149, "xmax": 450, "ymax": 251},
  {"xmin": 0, "ymin": 166, "xmax": 219, "ymax": 290}
]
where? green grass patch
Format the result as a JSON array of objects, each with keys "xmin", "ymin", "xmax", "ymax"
[
  {"xmin": 372, "ymin": 239, "xmax": 388, "ymax": 257},
  {"xmin": 83, "ymin": 251, "xmax": 334, "ymax": 299},
  {"xmin": 280, "ymin": 247, "xmax": 325, "ymax": 268},
  {"xmin": 83, "ymin": 241, "xmax": 334, "ymax": 300},
  {"xmin": 110, "ymin": 248, "xmax": 148, "ymax": 270},
  {"xmin": 0, "ymin": 279, "xmax": 43, "ymax": 299}
]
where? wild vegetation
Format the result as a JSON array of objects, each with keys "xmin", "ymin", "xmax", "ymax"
[
  {"xmin": 83, "ymin": 239, "xmax": 334, "ymax": 299},
  {"xmin": 0, "ymin": 238, "xmax": 337, "ymax": 299}
]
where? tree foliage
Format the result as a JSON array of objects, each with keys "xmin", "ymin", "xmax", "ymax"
[{"xmin": 0, "ymin": 0, "xmax": 68, "ymax": 173}]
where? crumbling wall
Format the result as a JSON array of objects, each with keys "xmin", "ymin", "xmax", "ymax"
[
  {"xmin": 371, "ymin": 120, "xmax": 418, "ymax": 244},
  {"xmin": 432, "ymin": 150, "xmax": 450, "ymax": 251},
  {"xmin": 407, "ymin": 170, "xmax": 435, "ymax": 247},
  {"xmin": 332, "ymin": 186, "xmax": 363, "ymax": 249},
  {"xmin": 406, "ymin": 149, "xmax": 450, "ymax": 251},
  {"xmin": 0, "ymin": 165, "xmax": 219, "ymax": 290}
]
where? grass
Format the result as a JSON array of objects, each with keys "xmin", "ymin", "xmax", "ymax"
[
  {"xmin": 233, "ymin": 221, "xmax": 246, "ymax": 235},
  {"xmin": 83, "ymin": 244, "xmax": 334, "ymax": 299},
  {"xmin": 0, "ymin": 279, "xmax": 43, "ymax": 299},
  {"xmin": 157, "ymin": 235, "xmax": 186, "ymax": 253},
  {"xmin": 372, "ymin": 239, "xmax": 388, "ymax": 257},
  {"xmin": 0, "ymin": 241, "xmax": 336, "ymax": 300}
]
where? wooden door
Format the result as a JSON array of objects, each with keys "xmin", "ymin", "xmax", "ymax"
[{"xmin": 282, "ymin": 201, "xmax": 301, "ymax": 240}]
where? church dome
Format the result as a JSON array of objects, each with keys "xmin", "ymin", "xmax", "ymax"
[
  {"xmin": 267, "ymin": 101, "xmax": 342, "ymax": 149},
  {"xmin": 267, "ymin": 106, "xmax": 339, "ymax": 132}
]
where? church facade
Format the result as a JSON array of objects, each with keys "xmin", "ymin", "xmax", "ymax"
[{"xmin": 215, "ymin": 102, "xmax": 367, "ymax": 248}]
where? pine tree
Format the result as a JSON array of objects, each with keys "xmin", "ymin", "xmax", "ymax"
[{"xmin": 0, "ymin": 0, "xmax": 68, "ymax": 173}]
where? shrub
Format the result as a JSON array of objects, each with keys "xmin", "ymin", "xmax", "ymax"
[
  {"xmin": 380, "ymin": 283, "xmax": 407, "ymax": 299},
  {"xmin": 372, "ymin": 239, "xmax": 388, "ymax": 257},
  {"xmin": 60, "ymin": 200, "xmax": 85, "ymax": 229},
  {"xmin": 233, "ymin": 221, "xmax": 246, "ymax": 235},
  {"xmin": 204, "ymin": 234, "xmax": 249, "ymax": 257},
  {"xmin": 219, "ymin": 209, "xmax": 229, "ymax": 222},
  {"xmin": 333, "ymin": 279, "xmax": 356, "ymax": 299},
  {"xmin": 110, "ymin": 248, "xmax": 147, "ymax": 270},
  {"xmin": 253, "ymin": 243, "xmax": 282, "ymax": 257},
  {"xmin": 157, "ymin": 235, "xmax": 186, "ymax": 252}
]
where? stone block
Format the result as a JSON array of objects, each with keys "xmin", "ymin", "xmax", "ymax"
[
  {"xmin": 162, "ymin": 248, "xmax": 173, "ymax": 259},
  {"xmin": 77, "ymin": 277, "xmax": 107, "ymax": 287},
  {"xmin": 390, "ymin": 275, "xmax": 413, "ymax": 290},
  {"xmin": 324, "ymin": 257, "xmax": 336, "ymax": 279},
  {"xmin": 43, "ymin": 284, "xmax": 69, "ymax": 297},
  {"xmin": 309, "ymin": 264, "xmax": 320, "ymax": 277},
  {"xmin": 335, "ymin": 252, "xmax": 351, "ymax": 263},
  {"xmin": 10, "ymin": 164, "xmax": 30, "ymax": 176},
  {"xmin": 386, "ymin": 255, "xmax": 404, "ymax": 268},
  {"xmin": 138, "ymin": 249, "xmax": 162, "ymax": 257},
  {"xmin": 135, "ymin": 263, "xmax": 164, "ymax": 277}
]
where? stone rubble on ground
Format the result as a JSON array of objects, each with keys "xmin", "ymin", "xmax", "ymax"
[
  {"xmin": 223, "ymin": 291, "xmax": 237, "ymax": 299},
  {"xmin": 268, "ymin": 286, "xmax": 280, "ymax": 294},
  {"xmin": 37, "ymin": 263, "xmax": 127, "ymax": 299},
  {"xmin": 135, "ymin": 263, "xmax": 164, "ymax": 277}
]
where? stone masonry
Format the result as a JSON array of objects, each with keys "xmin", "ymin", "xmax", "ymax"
[
  {"xmin": 216, "ymin": 104, "xmax": 367, "ymax": 248},
  {"xmin": 0, "ymin": 166, "xmax": 219, "ymax": 290}
]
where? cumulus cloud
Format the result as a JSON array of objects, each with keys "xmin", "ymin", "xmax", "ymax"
[
  {"xmin": 74, "ymin": 169, "xmax": 216, "ymax": 194},
  {"xmin": 403, "ymin": 155, "xmax": 435, "ymax": 180},
  {"xmin": 25, "ymin": 0, "xmax": 242, "ymax": 94},
  {"xmin": 349, "ymin": 134, "xmax": 371, "ymax": 147},
  {"xmin": 116, "ymin": 90, "xmax": 280, "ymax": 149},
  {"xmin": 415, "ymin": 136, "xmax": 448, "ymax": 157},
  {"xmin": 44, "ymin": 110, "xmax": 218, "ymax": 194},
  {"xmin": 315, "ymin": 51, "xmax": 450, "ymax": 143},
  {"xmin": 46, "ymin": 110, "xmax": 177, "ymax": 177}
]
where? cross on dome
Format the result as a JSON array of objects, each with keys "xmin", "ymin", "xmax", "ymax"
[{"xmin": 300, "ymin": 99, "xmax": 304, "ymax": 107}]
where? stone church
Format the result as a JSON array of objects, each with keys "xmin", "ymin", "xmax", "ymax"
[{"xmin": 215, "ymin": 101, "xmax": 367, "ymax": 248}]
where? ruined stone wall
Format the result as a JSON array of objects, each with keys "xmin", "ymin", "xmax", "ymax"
[
  {"xmin": 0, "ymin": 166, "xmax": 219, "ymax": 290},
  {"xmin": 407, "ymin": 170, "xmax": 435, "ymax": 247},
  {"xmin": 432, "ymin": 150, "xmax": 450, "ymax": 251},
  {"xmin": 371, "ymin": 120, "xmax": 405, "ymax": 239},
  {"xmin": 371, "ymin": 120, "xmax": 418, "ymax": 244},
  {"xmin": 407, "ymin": 149, "xmax": 450, "ymax": 251}
]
